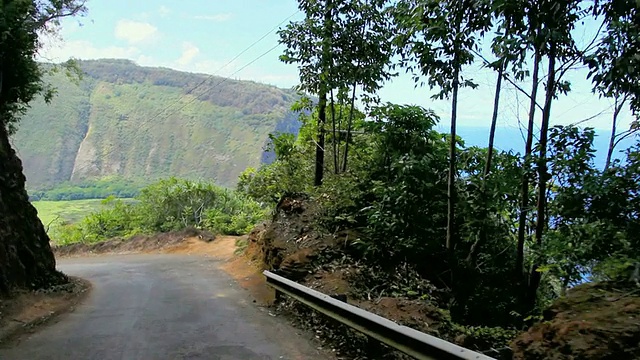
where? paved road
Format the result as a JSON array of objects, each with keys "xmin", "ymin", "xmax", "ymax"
[{"xmin": 0, "ymin": 255, "xmax": 327, "ymax": 360}]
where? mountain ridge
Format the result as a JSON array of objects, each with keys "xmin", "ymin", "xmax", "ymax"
[{"xmin": 12, "ymin": 59, "xmax": 300, "ymax": 189}]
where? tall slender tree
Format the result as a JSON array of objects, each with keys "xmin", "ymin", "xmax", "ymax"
[
  {"xmin": 605, "ymin": 94, "xmax": 629, "ymax": 170},
  {"xmin": 280, "ymin": 0, "xmax": 334, "ymax": 186},
  {"xmin": 528, "ymin": 0, "xmax": 582, "ymax": 307},
  {"xmin": 585, "ymin": 0, "xmax": 640, "ymax": 170},
  {"xmin": 393, "ymin": 0, "xmax": 491, "ymax": 252},
  {"xmin": 280, "ymin": 0, "xmax": 394, "ymax": 182}
]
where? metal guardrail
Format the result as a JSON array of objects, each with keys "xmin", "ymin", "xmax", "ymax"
[{"xmin": 263, "ymin": 270, "xmax": 496, "ymax": 360}]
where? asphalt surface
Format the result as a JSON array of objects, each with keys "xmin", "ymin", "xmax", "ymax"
[{"xmin": 0, "ymin": 255, "xmax": 327, "ymax": 360}]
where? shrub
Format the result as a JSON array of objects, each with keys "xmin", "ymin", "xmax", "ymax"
[{"xmin": 51, "ymin": 178, "xmax": 267, "ymax": 244}]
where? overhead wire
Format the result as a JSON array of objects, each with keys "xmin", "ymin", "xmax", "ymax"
[
  {"xmin": 139, "ymin": 10, "xmax": 301, "ymax": 122},
  {"xmin": 70, "ymin": 10, "xmax": 300, "ymax": 177}
]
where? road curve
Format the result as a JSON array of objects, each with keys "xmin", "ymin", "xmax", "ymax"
[{"xmin": 0, "ymin": 255, "xmax": 328, "ymax": 360}]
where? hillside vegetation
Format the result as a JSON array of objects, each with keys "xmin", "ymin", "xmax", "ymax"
[
  {"xmin": 50, "ymin": 178, "xmax": 266, "ymax": 245},
  {"xmin": 12, "ymin": 59, "xmax": 300, "ymax": 189}
]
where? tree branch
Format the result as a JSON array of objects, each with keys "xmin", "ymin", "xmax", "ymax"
[
  {"xmin": 35, "ymin": 1, "xmax": 87, "ymax": 30},
  {"xmin": 471, "ymin": 48, "xmax": 544, "ymax": 112}
]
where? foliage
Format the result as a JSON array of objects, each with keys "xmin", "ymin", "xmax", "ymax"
[
  {"xmin": 453, "ymin": 324, "xmax": 519, "ymax": 355},
  {"xmin": 29, "ymin": 177, "xmax": 145, "ymax": 201},
  {"xmin": 0, "ymin": 0, "xmax": 86, "ymax": 133},
  {"xmin": 51, "ymin": 178, "xmax": 268, "ymax": 244},
  {"xmin": 392, "ymin": 0, "xmax": 491, "ymax": 98},
  {"xmin": 349, "ymin": 262, "xmax": 440, "ymax": 301},
  {"xmin": 585, "ymin": 0, "xmax": 640, "ymax": 115},
  {"xmin": 32, "ymin": 198, "xmax": 131, "ymax": 233},
  {"xmin": 279, "ymin": 0, "xmax": 395, "ymax": 100},
  {"xmin": 354, "ymin": 104, "xmax": 449, "ymax": 263}
]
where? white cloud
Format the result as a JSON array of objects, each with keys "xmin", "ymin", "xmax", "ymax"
[
  {"xmin": 159, "ymin": 6, "xmax": 171, "ymax": 17},
  {"xmin": 114, "ymin": 20, "xmax": 158, "ymax": 44},
  {"xmin": 136, "ymin": 54, "xmax": 156, "ymax": 67},
  {"xmin": 176, "ymin": 42, "xmax": 200, "ymax": 66},
  {"xmin": 38, "ymin": 39, "xmax": 140, "ymax": 62},
  {"xmin": 194, "ymin": 13, "xmax": 232, "ymax": 22}
]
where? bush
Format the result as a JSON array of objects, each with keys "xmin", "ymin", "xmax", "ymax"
[{"xmin": 51, "ymin": 178, "xmax": 267, "ymax": 244}]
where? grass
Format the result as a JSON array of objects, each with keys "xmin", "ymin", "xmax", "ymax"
[{"xmin": 32, "ymin": 198, "xmax": 134, "ymax": 233}]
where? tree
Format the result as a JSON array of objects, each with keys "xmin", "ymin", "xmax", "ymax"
[
  {"xmin": 585, "ymin": 0, "xmax": 640, "ymax": 170},
  {"xmin": 393, "ymin": 0, "xmax": 491, "ymax": 252},
  {"xmin": 585, "ymin": 0, "xmax": 640, "ymax": 115},
  {"xmin": 0, "ymin": 0, "xmax": 86, "ymax": 295},
  {"xmin": 528, "ymin": 0, "xmax": 583, "ymax": 308},
  {"xmin": 280, "ymin": 0, "xmax": 395, "ymax": 180},
  {"xmin": 279, "ymin": 0, "xmax": 334, "ymax": 186},
  {"xmin": 334, "ymin": 0, "xmax": 395, "ymax": 173},
  {"xmin": 604, "ymin": 93, "xmax": 630, "ymax": 170}
]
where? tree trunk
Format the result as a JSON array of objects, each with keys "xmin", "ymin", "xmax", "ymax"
[
  {"xmin": 336, "ymin": 91, "xmax": 344, "ymax": 172},
  {"xmin": 0, "ymin": 122, "xmax": 67, "ymax": 296},
  {"xmin": 314, "ymin": 0, "xmax": 333, "ymax": 186},
  {"xmin": 484, "ymin": 59, "xmax": 505, "ymax": 176},
  {"xmin": 466, "ymin": 55, "xmax": 506, "ymax": 266},
  {"xmin": 341, "ymin": 83, "xmax": 358, "ymax": 173},
  {"xmin": 446, "ymin": 70, "xmax": 460, "ymax": 252},
  {"xmin": 330, "ymin": 89, "xmax": 338, "ymax": 174},
  {"xmin": 605, "ymin": 94, "xmax": 627, "ymax": 171},
  {"xmin": 516, "ymin": 51, "xmax": 542, "ymax": 276},
  {"xmin": 528, "ymin": 49, "xmax": 557, "ymax": 308}
]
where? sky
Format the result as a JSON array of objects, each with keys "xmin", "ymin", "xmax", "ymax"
[{"xmin": 39, "ymin": 0, "xmax": 635, "ymax": 141}]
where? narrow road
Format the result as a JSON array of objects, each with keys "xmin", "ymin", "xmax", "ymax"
[{"xmin": 0, "ymin": 255, "xmax": 327, "ymax": 360}]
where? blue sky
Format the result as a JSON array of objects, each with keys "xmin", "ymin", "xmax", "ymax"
[{"xmin": 40, "ymin": 0, "xmax": 635, "ymax": 138}]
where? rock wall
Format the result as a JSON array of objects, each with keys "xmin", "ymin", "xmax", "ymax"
[{"xmin": 0, "ymin": 124, "xmax": 66, "ymax": 296}]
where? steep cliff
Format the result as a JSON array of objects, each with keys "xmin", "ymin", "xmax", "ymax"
[
  {"xmin": 0, "ymin": 124, "xmax": 66, "ymax": 295},
  {"xmin": 12, "ymin": 59, "xmax": 300, "ymax": 189}
]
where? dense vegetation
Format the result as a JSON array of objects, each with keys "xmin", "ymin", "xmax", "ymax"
[
  {"xmin": 238, "ymin": 0, "xmax": 640, "ymax": 335},
  {"xmin": 33, "ymin": 199, "xmax": 118, "ymax": 230},
  {"xmin": 52, "ymin": 178, "xmax": 267, "ymax": 245},
  {"xmin": 29, "ymin": 177, "xmax": 145, "ymax": 201},
  {"xmin": 12, "ymin": 59, "xmax": 301, "ymax": 189},
  {"xmin": 0, "ymin": 0, "xmax": 86, "ymax": 295}
]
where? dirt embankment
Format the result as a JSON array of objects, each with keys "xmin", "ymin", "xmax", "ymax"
[
  {"xmin": 53, "ymin": 227, "xmax": 216, "ymax": 257},
  {"xmin": 0, "ymin": 277, "xmax": 91, "ymax": 346},
  {"xmin": 512, "ymin": 281, "xmax": 640, "ymax": 360},
  {"xmin": 245, "ymin": 195, "xmax": 640, "ymax": 360}
]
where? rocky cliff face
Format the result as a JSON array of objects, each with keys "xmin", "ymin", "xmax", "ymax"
[
  {"xmin": 12, "ymin": 60, "xmax": 301, "ymax": 189},
  {"xmin": 0, "ymin": 124, "xmax": 66, "ymax": 295}
]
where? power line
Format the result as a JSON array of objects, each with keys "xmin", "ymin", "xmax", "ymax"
[
  {"xmin": 71, "ymin": 11, "xmax": 299, "ymax": 177},
  {"xmin": 158, "ymin": 43, "xmax": 283, "ymax": 121},
  {"xmin": 144, "ymin": 10, "xmax": 301, "ymax": 122}
]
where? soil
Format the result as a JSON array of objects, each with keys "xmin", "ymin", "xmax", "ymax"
[
  {"xmin": 0, "ymin": 277, "xmax": 91, "ymax": 346},
  {"xmin": 53, "ymin": 227, "xmax": 216, "ymax": 257},
  {"xmin": 245, "ymin": 194, "xmax": 343, "ymax": 276},
  {"xmin": 244, "ymin": 195, "xmax": 640, "ymax": 360},
  {"xmin": 511, "ymin": 281, "xmax": 640, "ymax": 360}
]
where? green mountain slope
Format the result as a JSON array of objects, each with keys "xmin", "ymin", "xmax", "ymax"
[{"xmin": 12, "ymin": 59, "xmax": 299, "ymax": 189}]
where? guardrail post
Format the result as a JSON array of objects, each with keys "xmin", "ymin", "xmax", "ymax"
[{"xmin": 274, "ymin": 288, "xmax": 284, "ymax": 303}]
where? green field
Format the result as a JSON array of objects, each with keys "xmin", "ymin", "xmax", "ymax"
[
  {"xmin": 33, "ymin": 199, "xmax": 107, "ymax": 228},
  {"xmin": 32, "ymin": 199, "xmax": 134, "ymax": 232}
]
